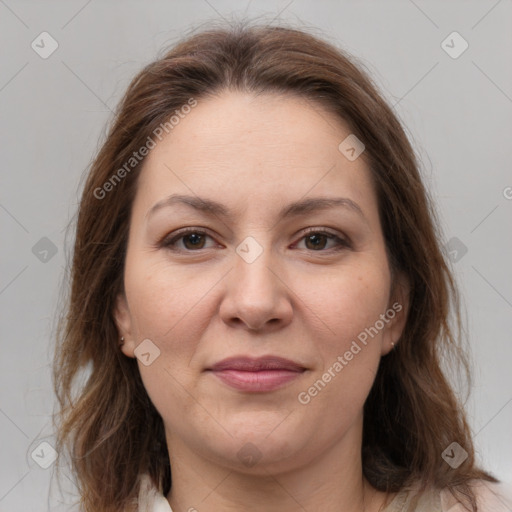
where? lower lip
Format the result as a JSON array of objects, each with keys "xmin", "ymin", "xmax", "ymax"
[{"xmin": 209, "ymin": 369, "xmax": 304, "ymax": 392}]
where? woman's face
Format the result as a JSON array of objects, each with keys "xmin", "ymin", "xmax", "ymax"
[{"xmin": 115, "ymin": 91, "xmax": 408, "ymax": 474}]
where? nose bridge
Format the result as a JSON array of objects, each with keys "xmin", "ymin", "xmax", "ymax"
[{"xmin": 233, "ymin": 233, "xmax": 278, "ymax": 297}]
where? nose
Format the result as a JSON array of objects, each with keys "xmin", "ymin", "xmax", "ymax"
[{"xmin": 218, "ymin": 241, "xmax": 293, "ymax": 332}]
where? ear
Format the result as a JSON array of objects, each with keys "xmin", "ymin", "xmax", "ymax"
[
  {"xmin": 113, "ymin": 292, "xmax": 137, "ymax": 358},
  {"xmin": 381, "ymin": 272, "xmax": 410, "ymax": 356}
]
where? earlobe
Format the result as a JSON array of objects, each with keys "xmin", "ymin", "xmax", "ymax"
[
  {"xmin": 113, "ymin": 293, "xmax": 136, "ymax": 358},
  {"xmin": 381, "ymin": 273, "xmax": 410, "ymax": 356}
]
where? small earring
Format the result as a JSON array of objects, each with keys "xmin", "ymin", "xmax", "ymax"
[
  {"xmin": 119, "ymin": 336, "xmax": 125, "ymax": 346},
  {"xmin": 391, "ymin": 341, "xmax": 395, "ymax": 349}
]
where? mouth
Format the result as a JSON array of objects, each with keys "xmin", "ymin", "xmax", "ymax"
[{"xmin": 206, "ymin": 356, "xmax": 307, "ymax": 392}]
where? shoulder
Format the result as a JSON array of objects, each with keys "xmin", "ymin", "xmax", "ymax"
[
  {"xmin": 386, "ymin": 479, "xmax": 512, "ymax": 512},
  {"xmin": 439, "ymin": 480, "xmax": 512, "ymax": 512},
  {"xmin": 135, "ymin": 473, "xmax": 173, "ymax": 512},
  {"xmin": 132, "ymin": 476, "xmax": 512, "ymax": 512}
]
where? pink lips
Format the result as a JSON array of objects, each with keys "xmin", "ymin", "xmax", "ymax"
[{"xmin": 207, "ymin": 356, "xmax": 306, "ymax": 392}]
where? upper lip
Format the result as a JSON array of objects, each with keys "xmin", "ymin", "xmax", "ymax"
[{"xmin": 208, "ymin": 356, "xmax": 306, "ymax": 372}]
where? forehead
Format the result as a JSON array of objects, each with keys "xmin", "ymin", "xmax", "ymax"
[{"xmin": 133, "ymin": 90, "xmax": 378, "ymax": 224}]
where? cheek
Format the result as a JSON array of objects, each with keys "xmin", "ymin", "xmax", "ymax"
[
  {"xmin": 293, "ymin": 258, "xmax": 390, "ymax": 403},
  {"xmin": 124, "ymin": 253, "xmax": 212, "ymax": 341},
  {"xmin": 123, "ymin": 255, "xmax": 219, "ymax": 411},
  {"xmin": 294, "ymin": 267, "xmax": 389, "ymax": 425},
  {"xmin": 292, "ymin": 257, "xmax": 391, "ymax": 346},
  {"xmin": 125, "ymin": 263, "xmax": 204, "ymax": 418}
]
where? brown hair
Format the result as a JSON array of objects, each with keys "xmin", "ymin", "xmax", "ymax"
[{"xmin": 53, "ymin": 20, "xmax": 497, "ymax": 512}]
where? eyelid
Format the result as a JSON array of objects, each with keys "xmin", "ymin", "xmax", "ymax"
[
  {"xmin": 294, "ymin": 227, "xmax": 351, "ymax": 250},
  {"xmin": 160, "ymin": 226, "xmax": 351, "ymax": 252},
  {"xmin": 160, "ymin": 227, "xmax": 216, "ymax": 248}
]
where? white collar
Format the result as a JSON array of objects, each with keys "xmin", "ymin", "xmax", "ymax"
[{"xmin": 137, "ymin": 474, "xmax": 173, "ymax": 512}]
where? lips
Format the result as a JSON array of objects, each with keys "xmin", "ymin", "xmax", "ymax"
[
  {"xmin": 207, "ymin": 356, "xmax": 306, "ymax": 392},
  {"xmin": 209, "ymin": 356, "xmax": 305, "ymax": 372}
]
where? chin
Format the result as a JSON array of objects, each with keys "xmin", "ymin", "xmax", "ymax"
[{"xmin": 202, "ymin": 421, "xmax": 311, "ymax": 475}]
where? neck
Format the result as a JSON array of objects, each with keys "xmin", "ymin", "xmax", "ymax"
[{"xmin": 165, "ymin": 415, "xmax": 391, "ymax": 512}]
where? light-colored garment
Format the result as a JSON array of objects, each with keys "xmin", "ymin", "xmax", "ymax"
[
  {"xmin": 136, "ymin": 473, "xmax": 512, "ymax": 512},
  {"xmin": 383, "ymin": 479, "xmax": 512, "ymax": 512},
  {"xmin": 136, "ymin": 474, "xmax": 172, "ymax": 512}
]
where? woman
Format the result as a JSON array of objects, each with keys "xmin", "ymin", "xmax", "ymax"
[{"xmin": 53, "ymin": 22, "xmax": 510, "ymax": 512}]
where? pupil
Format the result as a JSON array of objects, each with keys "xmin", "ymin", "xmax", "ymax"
[{"xmin": 186, "ymin": 233, "xmax": 203, "ymax": 247}]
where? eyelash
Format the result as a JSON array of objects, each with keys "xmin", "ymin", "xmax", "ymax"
[{"xmin": 160, "ymin": 227, "xmax": 351, "ymax": 253}]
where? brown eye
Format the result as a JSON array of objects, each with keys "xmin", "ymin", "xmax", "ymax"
[
  {"xmin": 162, "ymin": 229, "xmax": 215, "ymax": 251},
  {"xmin": 182, "ymin": 233, "xmax": 206, "ymax": 250},
  {"xmin": 304, "ymin": 233, "xmax": 330, "ymax": 250},
  {"xmin": 162, "ymin": 228, "xmax": 350, "ymax": 253},
  {"xmin": 297, "ymin": 230, "xmax": 350, "ymax": 252}
]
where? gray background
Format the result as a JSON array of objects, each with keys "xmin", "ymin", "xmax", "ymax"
[{"xmin": 1, "ymin": 0, "xmax": 511, "ymax": 510}]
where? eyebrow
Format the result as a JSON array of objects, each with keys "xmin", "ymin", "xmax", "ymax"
[{"xmin": 146, "ymin": 193, "xmax": 368, "ymax": 225}]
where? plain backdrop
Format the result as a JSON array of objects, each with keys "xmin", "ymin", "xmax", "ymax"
[{"xmin": 1, "ymin": 1, "xmax": 511, "ymax": 510}]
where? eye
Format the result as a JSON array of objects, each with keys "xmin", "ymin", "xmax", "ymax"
[
  {"xmin": 161, "ymin": 228, "xmax": 217, "ymax": 251},
  {"xmin": 160, "ymin": 227, "xmax": 351, "ymax": 253},
  {"xmin": 294, "ymin": 228, "xmax": 351, "ymax": 252}
]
